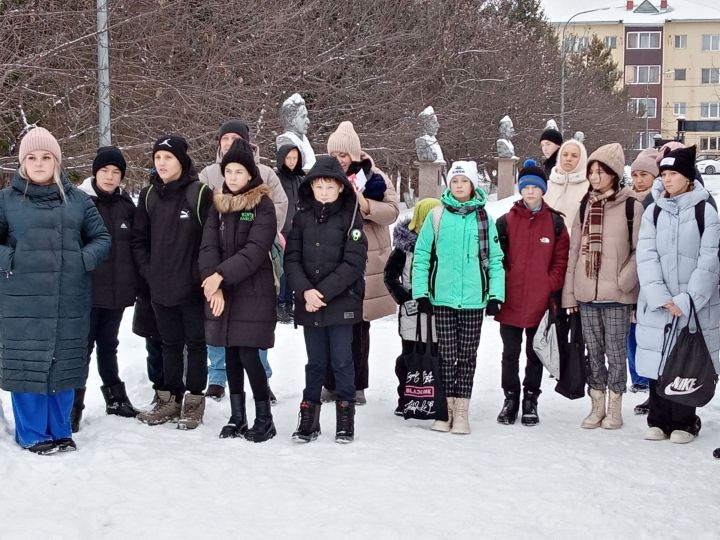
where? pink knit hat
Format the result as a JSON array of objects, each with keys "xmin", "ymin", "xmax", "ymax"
[
  {"xmin": 630, "ymin": 148, "xmax": 659, "ymax": 177},
  {"xmin": 656, "ymin": 141, "xmax": 685, "ymax": 164},
  {"xmin": 327, "ymin": 121, "xmax": 362, "ymax": 162},
  {"xmin": 18, "ymin": 127, "xmax": 62, "ymax": 165}
]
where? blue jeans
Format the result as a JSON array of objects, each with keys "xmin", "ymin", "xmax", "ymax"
[
  {"xmin": 303, "ymin": 324, "xmax": 355, "ymax": 403},
  {"xmin": 208, "ymin": 345, "xmax": 272, "ymax": 386},
  {"xmin": 11, "ymin": 390, "xmax": 74, "ymax": 448},
  {"xmin": 627, "ymin": 323, "xmax": 649, "ymax": 386}
]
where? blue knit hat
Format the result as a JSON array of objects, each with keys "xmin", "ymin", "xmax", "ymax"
[{"xmin": 518, "ymin": 159, "xmax": 547, "ymax": 194}]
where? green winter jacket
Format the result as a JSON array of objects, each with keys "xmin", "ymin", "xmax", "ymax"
[{"xmin": 412, "ymin": 188, "xmax": 505, "ymax": 309}]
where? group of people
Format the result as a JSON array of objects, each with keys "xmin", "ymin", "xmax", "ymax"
[{"xmin": 0, "ymin": 120, "xmax": 718, "ymax": 457}]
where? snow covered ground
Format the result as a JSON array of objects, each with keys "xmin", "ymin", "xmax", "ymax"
[{"xmin": 2, "ymin": 179, "xmax": 720, "ymax": 540}]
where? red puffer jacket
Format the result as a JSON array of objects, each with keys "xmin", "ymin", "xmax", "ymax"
[{"xmin": 495, "ymin": 200, "xmax": 569, "ymax": 328}]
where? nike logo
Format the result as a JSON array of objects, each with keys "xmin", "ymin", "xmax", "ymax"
[{"xmin": 665, "ymin": 376, "xmax": 703, "ymax": 396}]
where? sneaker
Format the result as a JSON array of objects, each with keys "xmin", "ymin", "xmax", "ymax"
[
  {"xmin": 137, "ymin": 391, "xmax": 181, "ymax": 425},
  {"xmin": 644, "ymin": 427, "xmax": 669, "ymax": 441},
  {"xmin": 633, "ymin": 397, "xmax": 650, "ymax": 415},
  {"xmin": 55, "ymin": 438, "xmax": 78, "ymax": 452},
  {"xmin": 630, "ymin": 383, "xmax": 649, "ymax": 393},
  {"xmin": 26, "ymin": 440, "xmax": 58, "ymax": 455},
  {"xmin": 355, "ymin": 390, "xmax": 367, "ymax": 406},
  {"xmin": 670, "ymin": 430, "xmax": 695, "ymax": 444},
  {"xmin": 205, "ymin": 384, "xmax": 226, "ymax": 401},
  {"xmin": 177, "ymin": 393, "xmax": 206, "ymax": 430},
  {"xmin": 320, "ymin": 387, "xmax": 337, "ymax": 403}
]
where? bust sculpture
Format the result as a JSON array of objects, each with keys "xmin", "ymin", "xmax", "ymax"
[
  {"xmin": 415, "ymin": 106, "xmax": 444, "ymax": 163},
  {"xmin": 496, "ymin": 115, "xmax": 516, "ymax": 158},
  {"xmin": 574, "ymin": 131, "xmax": 586, "ymax": 143},
  {"xmin": 276, "ymin": 93, "xmax": 316, "ymax": 171}
]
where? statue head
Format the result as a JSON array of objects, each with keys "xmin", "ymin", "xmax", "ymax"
[
  {"xmin": 573, "ymin": 131, "xmax": 585, "ymax": 143},
  {"xmin": 419, "ymin": 106, "xmax": 439, "ymax": 137},
  {"xmin": 499, "ymin": 115, "xmax": 515, "ymax": 140},
  {"xmin": 545, "ymin": 119, "xmax": 559, "ymax": 132},
  {"xmin": 279, "ymin": 93, "xmax": 310, "ymax": 136}
]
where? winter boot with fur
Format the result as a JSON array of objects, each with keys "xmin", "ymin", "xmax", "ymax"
[
  {"xmin": 521, "ymin": 390, "xmax": 540, "ymax": 426},
  {"xmin": 292, "ymin": 401, "xmax": 321, "ymax": 442},
  {"xmin": 177, "ymin": 393, "xmax": 206, "ymax": 430},
  {"xmin": 335, "ymin": 400, "xmax": 355, "ymax": 443},
  {"xmin": 451, "ymin": 398, "xmax": 471, "ymax": 434},
  {"xmin": 219, "ymin": 393, "xmax": 248, "ymax": 439},
  {"xmin": 432, "ymin": 397, "xmax": 455, "ymax": 432},
  {"xmin": 101, "ymin": 382, "xmax": 139, "ymax": 418},
  {"xmin": 581, "ymin": 388, "xmax": 607, "ymax": 429},
  {"xmin": 497, "ymin": 391, "xmax": 520, "ymax": 425},
  {"xmin": 71, "ymin": 388, "xmax": 86, "ymax": 433},
  {"xmin": 137, "ymin": 390, "xmax": 181, "ymax": 425},
  {"xmin": 245, "ymin": 399, "xmax": 276, "ymax": 442},
  {"xmin": 601, "ymin": 391, "xmax": 623, "ymax": 429}
]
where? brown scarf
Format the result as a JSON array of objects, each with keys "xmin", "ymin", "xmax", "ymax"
[{"xmin": 582, "ymin": 189, "xmax": 615, "ymax": 279}]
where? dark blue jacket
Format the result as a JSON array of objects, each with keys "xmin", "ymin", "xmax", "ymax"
[{"xmin": 0, "ymin": 172, "xmax": 111, "ymax": 393}]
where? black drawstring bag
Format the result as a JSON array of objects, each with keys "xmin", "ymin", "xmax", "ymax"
[
  {"xmin": 555, "ymin": 312, "xmax": 587, "ymax": 400},
  {"xmin": 657, "ymin": 300, "xmax": 718, "ymax": 407},
  {"xmin": 402, "ymin": 314, "xmax": 448, "ymax": 421}
]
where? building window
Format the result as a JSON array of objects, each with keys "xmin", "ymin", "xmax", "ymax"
[
  {"xmin": 673, "ymin": 102, "xmax": 686, "ymax": 116},
  {"xmin": 626, "ymin": 65, "xmax": 661, "ymax": 84},
  {"xmin": 562, "ymin": 35, "xmax": 590, "ymax": 53},
  {"xmin": 674, "ymin": 69, "xmax": 686, "ymax": 81},
  {"xmin": 674, "ymin": 35, "xmax": 687, "ymax": 49},
  {"xmin": 701, "ymin": 103, "xmax": 720, "ymax": 119},
  {"xmin": 629, "ymin": 98, "xmax": 657, "ymax": 118},
  {"xmin": 699, "ymin": 137, "xmax": 720, "ymax": 151},
  {"xmin": 702, "ymin": 68, "xmax": 720, "ymax": 84},
  {"xmin": 627, "ymin": 31, "xmax": 661, "ymax": 49},
  {"xmin": 634, "ymin": 132, "xmax": 661, "ymax": 150},
  {"xmin": 603, "ymin": 36, "xmax": 617, "ymax": 49},
  {"xmin": 702, "ymin": 34, "xmax": 720, "ymax": 51}
]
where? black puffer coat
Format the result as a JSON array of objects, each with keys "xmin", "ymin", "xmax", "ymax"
[
  {"xmin": 79, "ymin": 177, "xmax": 138, "ymax": 309},
  {"xmin": 199, "ymin": 180, "xmax": 277, "ymax": 348},
  {"xmin": 0, "ymin": 173, "xmax": 111, "ymax": 393},
  {"xmin": 284, "ymin": 160, "xmax": 368, "ymax": 327},
  {"xmin": 276, "ymin": 144, "xmax": 304, "ymax": 237}
]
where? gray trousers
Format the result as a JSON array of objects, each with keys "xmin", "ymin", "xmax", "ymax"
[{"xmin": 579, "ymin": 304, "xmax": 632, "ymax": 394}]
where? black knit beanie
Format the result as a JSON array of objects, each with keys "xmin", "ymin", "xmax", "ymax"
[
  {"xmin": 92, "ymin": 146, "xmax": 127, "ymax": 179},
  {"xmin": 659, "ymin": 145, "xmax": 696, "ymax": 182},
  {"xmin": 540, "ymin": 128, "xmax": 563, "ymax": 147},
  {"xmin": 219, "ymin": 120, "xmax": 250, "ymax": 142},
  {"xmin": 153, "ymin": 135, "xmax": 191, "ymax": 172},
  {"xmin": 304, "ymin": 155, "xmax": 347, "ymax": 185},
  {"xmin": 221, "ymin": 138, "xmax": 259, "ymax": 179}
]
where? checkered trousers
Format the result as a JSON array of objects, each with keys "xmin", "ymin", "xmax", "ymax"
[
  {"xmin": 434, "ymin": 306, "xmax": 484, "ymax": 398},
  {"xmin": 579, "ymin": 304, "xmax": 632, "ymax": 394}
]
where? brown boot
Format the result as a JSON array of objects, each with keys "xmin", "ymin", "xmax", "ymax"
[
  {"xmin": 451, "ymin": 398, "xmax": 471, "ymax": 434},
  {"xmin": 581, "ymin": 389, "xmax": 606, "ymax": 429},
  {"xmin": 137, "ymin": 390, "xmax": 181, "ymax": 425},
  {"xmin": 177, "ymin": 393, "xmax": 206, "ymax": 430},
  {"xmin": 431, "ymin": 397, "xmax": 455, "ymax": 432},
  {"xmin": 601, "ymin": 391, "xmax": 623, "ymax": 430},
  {"xmin": 205, "ymin": 384, "xmax": 225, "ymax": 401}
]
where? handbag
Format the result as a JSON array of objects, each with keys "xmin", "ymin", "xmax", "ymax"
[
  {"xmin": 657, "ymin": 300, "xmax": 718, "ymax": 407},
  {"xmin": 555, "ymin": 312, "xmax": 587, "ymax": 400},
  {"xmin": 401, "ymin": 314, "xmax": 448, "ymax": 421},
  {"xmin": 533, "ymin": 309, "xmax": 561, "ymax": 379}
]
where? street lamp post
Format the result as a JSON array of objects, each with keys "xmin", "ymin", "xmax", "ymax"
[
  {"xmin": 560, "ymin": 7, "xmax": 611, "ymax": 135},
  {"xmin": 97, "ymin": 0, "xmax": 111, "ymax": 146}
]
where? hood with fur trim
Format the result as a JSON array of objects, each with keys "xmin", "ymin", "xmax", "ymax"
[
  {"xmin": 392, "ymin": 217, "xmax": 417, "ymax": 254},
  {"xmin": 213, "ymin": 183, "xmax": 271, "ymax": 215}
]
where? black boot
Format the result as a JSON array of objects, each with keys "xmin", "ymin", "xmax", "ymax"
[
  {"xmin": 101, "ymin": 382, "xmax": 139, "ymax": 418},
  {"xmin": 521, "ymin": 390, "xmax": 540, "ymax": 426},
  {"xmin": 634, "ymin": 397, "xmax": 650, "ymax": 415},
  {"xmin": 71, "ymin": 388, "xmax": 86, "ymax": 433},
  {"xmin": 245, "ymin": 399, "xmax": 276, "ymax": 443},
  {"xmin": 335, "ymin": 400, "xmax": 355, "ymax": 443},
  {"xmin": 268, "ymin": 384, "xmax": 277, "ymax": 406},
  {"xmin": 497, "ymin": 391, "xmax": 520, "ymax": 425},
  {"xmin": 292, "ymin": 401, "xmax": 321, "ymax": 442},
  {"xmin": 219, "ymin": 393, "xmax": 248, "ymax": 439}
]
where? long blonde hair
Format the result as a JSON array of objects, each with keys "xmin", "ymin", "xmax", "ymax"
[{"xmin": 19, "ymin": 160, "xmax": 66, "ymax": 202}]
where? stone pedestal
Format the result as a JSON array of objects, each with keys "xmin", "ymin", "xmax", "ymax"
[
  {"xmin": 415, "ymin": 160, "xmax": 446, "ymax": 200},
  {"xmin": 496, "ymin": 157, "xmax": 519, "ymax": 200}
]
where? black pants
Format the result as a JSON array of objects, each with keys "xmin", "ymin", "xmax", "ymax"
[
  {"xmin": 648, "ymin": 380, "xmax": 701, "ymax": 436},
  {"xmin": 395, "ymin": 339, "xmax": 415, "ymax": 408},
  {"xmin": 499, "ymin": 324, "xmax": 544, "ymax": 395},
  {"xmin": 146, "ymin": 337, "xmax": 164, "ymax": 390},
  {"xmin": 86, "ymin": 307, "xmax": 125, "ymax": 387},
  {"xmin": 153, "ymin": 301, "xmax": 207, "ymax": 399},
  {"xmin": 226, "ymin": 346, "xmax": 269, "ymax": 401},
  {"xmin": 325, "ymin": 320, "xmax": 370, "ymax": 392},
  {"xmin": 304, "ymin": 325, "xmax": 355, "ymax": 403}
]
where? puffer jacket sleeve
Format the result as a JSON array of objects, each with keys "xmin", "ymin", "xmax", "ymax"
[
  {"xmin": 80, "ymin": 196, "xmax": 111, "ymax": 272},
  {"xmin": 363, "ymin": 174, "xmax": 399, "ymax": 227},
  {"xmin": 216, "ymin": 197, "xmax": 276, "ymax": 286},
  {"xmin": 265, "ymin": 168, "xmax": 289, "ymax": 234},
  {"xmin": 549, "ymin": 223, "xmax": 570, "ymax": 292},
  {"xmin": 562, "ymin": 203, "xmax": 584, "ymax": 307},
  {"xmin": 486, "ymin": 215, "xmax": 505, "ymax": 302},
  {"xmin": 0, "ymin": 191, "xmax": 14, "ymax": 272},
  {"xmin": 411, "ymin": 211, "xmax": 435, "ymax": 300},
  {"xmin": 637, "ymin": 203, "xmax": 673, "ymax": 310},
  {"xmin": 618, "ymin": 199, "xmax": 644, "ymax": 293},
  {"xmin": 316, "ymin": 211, "xmax": 368, "ymax": 302},
  {"xmin": 199, "ymin": 207, "xmax": 222, "ymax": 281},
  {"xmin": 384, "ymin": 248, "xmax": 410, "ymax": 304},
  {"xmin": 284, "ymin": 212, "xmax": 313, "ymax": 296},
  {"xmin": 131, "ymin": 187, "xmax": 152, "ymax": 282},
  {"xmin": 673, "ymin": 204, "xmax": 720, "ymax": 315}
]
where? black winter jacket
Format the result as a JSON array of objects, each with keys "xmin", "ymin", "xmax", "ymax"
[
  {"xmin": 131, "ymin": 167, "xmax": 213, "ymax": 307},
  {"xmin": 284, "ymin": 174, "xmax": 368, "ymax": 327},
  {"xmin": 79, "ymin": 177, "xmax": 138, "ymax": 309},
  {"xmin": 276, "ymin": 144, "xmax": 304, "ymax": 237},
  {"xmin": 199, "ymin": 180, "xmax": 277, "ymax": 349}
]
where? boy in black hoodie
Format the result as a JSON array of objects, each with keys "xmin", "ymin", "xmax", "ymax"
[
  {"xmin": 132, "ymin": 135, "xmax": 213, "ymax": 430},
  {"xmin": 72, "ymin": 146, "xmax": 140, "ymax": 432},
  {"xmin": 284, "ymin": 156, "xmax": 367, "ymax": 443}
]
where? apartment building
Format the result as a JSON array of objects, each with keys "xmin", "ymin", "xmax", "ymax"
[{"xmin": 543, "ymin": 0, "xmax": 720, "ymax": 155}]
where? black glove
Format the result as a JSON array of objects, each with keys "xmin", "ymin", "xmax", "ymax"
[
  {"xmin": 416, "ymin": 297, "xmax": 434, "ymax": 314},
  {"xmin": 485, "ymin": 300, "xmax": 502, "ymax": 317}
]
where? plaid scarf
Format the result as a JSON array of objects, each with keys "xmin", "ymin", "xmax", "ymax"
[
  {"xmin": 444, "ymin": 204, "xmax": 490, "ymax": 271},
  {"xmin": 581, "ymin": 189, "xmax": 615, "ymax": 279}
]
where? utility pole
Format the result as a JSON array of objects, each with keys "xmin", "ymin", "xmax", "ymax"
[{"xmin": 97, "ymin": 0, "xmax": 111, "ymax": 146}]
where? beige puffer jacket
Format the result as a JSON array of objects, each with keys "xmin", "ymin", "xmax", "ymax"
[{"xmin": 562, "ymin": 187, "xmax": 644, "ymax": 307}]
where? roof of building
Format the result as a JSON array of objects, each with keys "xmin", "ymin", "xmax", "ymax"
[{"xmin": 541, "ymin": 0, "xmax": 720, "ymax": 24}]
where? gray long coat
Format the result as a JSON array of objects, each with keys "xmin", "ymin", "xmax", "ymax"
[{"xmin": 635, "ymin": 180, "xmax": 720, "ymax": 379}]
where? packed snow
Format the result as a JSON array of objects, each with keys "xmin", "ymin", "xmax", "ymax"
[{"xmin": 2, "ymin": 179, "xmax": 720, "ymax": 540}]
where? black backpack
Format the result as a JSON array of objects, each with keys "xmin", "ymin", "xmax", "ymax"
[
  {"xmin": 144, "ymin": 181, "xmax": 210, "ymax": 226},
  {"xmin": 652, "ymin": 199, "xmax": 707, "ymax": 237},
  {"xmin": 579, "ymin": 195, "xmax": 637, "ymax": 250},
  {"xmin": 495, "ymin": 210, "xmax": 565, "ymax": 266}
]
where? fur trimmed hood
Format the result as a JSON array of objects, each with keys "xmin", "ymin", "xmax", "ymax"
[
  {"xmin": 213, "ymin": 183, "xmax": 271, "ymax": 214},
  {"xmin": 393, "ymin": 217, "xmax": 417, "ymax": 253}
]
